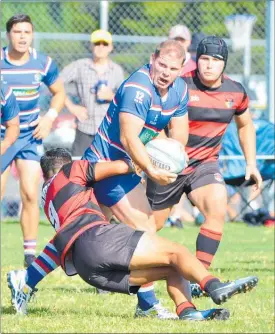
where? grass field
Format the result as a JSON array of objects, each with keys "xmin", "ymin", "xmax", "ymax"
[{"xmin": 1, "ymin": 220, "xmax": 274, "ymax": 333}]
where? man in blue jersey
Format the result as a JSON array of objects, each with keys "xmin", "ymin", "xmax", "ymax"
[
  {"xmin": 1, "ymin": 84, "xmax": 20, "ymax": 154},
  {"xmin": 1, "ymin": 14, "xmax": 65, "ymax": 267},
  {"xmin": 83, "ymin": 39, "xmax": 189, "ymax": 318}
]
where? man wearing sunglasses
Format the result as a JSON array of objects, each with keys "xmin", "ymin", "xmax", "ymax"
[{"xmin": 60, "ymin": 29, "xmax": 125, "ymax": 157}]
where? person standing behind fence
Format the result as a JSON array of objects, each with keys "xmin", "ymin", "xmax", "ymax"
[
  {"xmin": 1, "ymin": 14, "xmax": 65, "ymax": 267},
  {"xmin": 1, "ymin": 84, "xmax": 20, "ymax": 156},
  {"xmin": 168, "ymin": 24, "xmax": 197, "ymax": 75},
  {"xmin": 59, "ymin": 29, "xmax": 125, "ymax": 157}
]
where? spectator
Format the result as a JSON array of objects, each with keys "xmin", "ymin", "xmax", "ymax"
[
  {"xmin": 60, "ymin": 29, "xmax": 125, "ymax": 156},
  {"xmin": 169, "ymin": 24, "xmax": 196, "ymax": 74}
]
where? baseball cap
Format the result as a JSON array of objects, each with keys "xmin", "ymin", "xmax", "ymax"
[
  {"xmin": 169, "ymin": 24, "xmax": 191, "ymax": 41},
  {"xmin": 91, "ymin": 29, "xmax": 112, "ymax": 44}
]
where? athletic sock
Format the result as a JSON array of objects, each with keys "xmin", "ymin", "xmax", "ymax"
[
  {"xmin": 137, "ymin": 282, "xmax": 159, "ymax": 310},
  {"xmin": 177, "ymin": 301, "xmax": 196, "ymax": 318},
  {"xmin": 196, "ymin": 227, "xmax": 222, "ymax": 269},
  {"xmin": 26, "ymin": 240, "xmax": 60, "ymax": 289},
  {"xmin": 199, "ymin": 275, "xmax": 220, "ymax": 294},
  {"xmin": 24, "ymin": 239, "xmax": 37, "ymax": 257}
]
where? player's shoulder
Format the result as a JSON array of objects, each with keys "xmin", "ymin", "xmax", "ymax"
[
  {"xmin": 126, "ymin": 64, "xmax": 152, "ymax": 87},
  {"xmin": 222, "ymin": 74, "xmax": 246, "ymax": 94},
  {"xmin": 122, "ymin": 64, "xmax": 153, "ymax": 97},
  {"xmin": 172, "ymin": 76, "xmax": 188, "ymax": 100},
  {"xmin": 30, "ymin": 48, "xmax": 54, "ymax": 65}
]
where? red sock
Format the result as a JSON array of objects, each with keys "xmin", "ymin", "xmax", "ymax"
[{"xmin": 176, "ymin": 301, "xmax": 196, "ymax": 317}]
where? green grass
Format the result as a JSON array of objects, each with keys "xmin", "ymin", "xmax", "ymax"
[{"xmin": 1, "ymin": 220, "xmax": 274, "ymax": 333}]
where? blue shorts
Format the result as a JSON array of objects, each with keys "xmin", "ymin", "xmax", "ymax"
[
  {"xmin": 83, "ymin": 149, "xmax": 141, "ymax": 207},
  {"xmin": 1, "ymin": 130, "xmax": 43, "ymax": 173},
  {"xmin": 93, "ymin": 173, "xmax": 141, "ymax": 207}
]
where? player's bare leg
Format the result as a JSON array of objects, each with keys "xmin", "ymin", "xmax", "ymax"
[
  {"xmin": 129, "ymin": 232, "xmax": 258, "ymax": 320},
  {"xmin": 16, "ymin": 159, "xmax": 41, "ymax": 266},
  {"xmin": 110, "ymin": 183, "xmax": 156, "ymax": 233},
  {"xmin": 1, "ymin": 165, "xmax": 11, "ymax": 200}
]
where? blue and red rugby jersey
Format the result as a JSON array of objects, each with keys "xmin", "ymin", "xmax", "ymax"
[
  {"xmin": 1, "ymin": 83, "xmax": 19, "ymax": 123},
  {"xmin": 84, "ymin": 63, "xmax": 189, "ymax": 163},
  {"xmin": 1, "ymin": 47, "xmax": 59, "ymax": 137}
]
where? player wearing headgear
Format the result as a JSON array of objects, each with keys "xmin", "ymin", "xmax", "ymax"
[{"xmin": 147, "ymin": 36, "xmax": 262, "ymax": 296}]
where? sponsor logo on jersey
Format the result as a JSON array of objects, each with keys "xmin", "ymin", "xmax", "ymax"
[
  {"xmin": 33, "ymin": 72, "xmax": 42, "ymax": 84},
  {"xmin": 190, "ymin": 95, "xmax": 200, "ymax": 102},
  {"xmin": 214, "ymin": 173, "xmax": 223, "ymax": 182},
  {"xmin": 225, "ymin": 95, "xmax": 234, "ymax": 108}
]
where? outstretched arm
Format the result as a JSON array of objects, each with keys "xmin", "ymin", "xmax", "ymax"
[{"xmin": 234, "ymin": 110, "xmax": 262, "ymax": 190}]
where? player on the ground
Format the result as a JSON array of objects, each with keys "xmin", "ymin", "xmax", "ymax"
[
  {"xmin": 1, "ymin": 84, "xmax": 20, "ymax": 155},
  {"xmin": 1, "ymin": 14, "xmax": 65, "ymax": 266},
  {"xmin": 146, "ymin": 36, "xmax": 263, "ymax": 297},
  {"xmin": 7, "ymin": 148, "xmax": 258, "ymax": 319},
  {"xmin": 81, "ymin": 39, "xmax": 189, "ymax": 318}
]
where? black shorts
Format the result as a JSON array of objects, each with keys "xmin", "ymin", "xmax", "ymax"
[
  {"xmin": 146, "ymin": 162, "xmax": 225, "ymax": 210},
  {"xmin": 72, "ymin": 223, "xmax": 144, "ymax": 294}
]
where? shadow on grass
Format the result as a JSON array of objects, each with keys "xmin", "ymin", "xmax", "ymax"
[
  {"xmin": 215, "ymin": 266, "xmax": 274, "ymax": 273},
  {"xmin": 2, "ymin": 305, "xmax": 131, "ymax": 318}
]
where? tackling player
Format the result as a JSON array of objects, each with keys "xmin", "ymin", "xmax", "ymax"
[
  {"xmin": 1, "ymin": 14, "xmax": 65, "ymax": 266},
  {"xmin": 7, "ymin": 148, "xmax": 258, "ymax": 320},
  {"xmin": 146, "ymin": 36, "xmax": 262, "ymax": 296}
]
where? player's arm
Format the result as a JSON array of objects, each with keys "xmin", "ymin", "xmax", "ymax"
[
  {"xmin": 1, "ymin": 115, "xmax": 19, "ymax": 155},
  {"xmin": 234, "ymin": 110, "xmax": 262, "ymax": 189},
  {"xmin": 33, "ymin": 78, "xmax": 65, "ymax": 140},
  {"xmin": 93, "ymin": 160, "xmax": 134, "ymax": 181},
  {"xmin": 168, "ymin": 113, "xmax": 189, "ymax": 146},
  {"xmin": 67, "ymin": 160, "xmax": 134, "ymax": 186},
  {"xmin": 1, "ymin": 89, "xmax": 20, "ymax": 155},
  {"xmin": 120, "ymin": 112, "xmax": 177, "ymax": 185}
]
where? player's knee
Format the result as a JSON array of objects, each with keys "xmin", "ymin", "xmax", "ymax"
[{"xmin": 21, "ymin": 189, "xmax": 38, "ymax": 204}]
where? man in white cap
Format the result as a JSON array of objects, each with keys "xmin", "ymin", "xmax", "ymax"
[
  {"xmin": 169, "ymin": 24, "xmax": 197, "ymax": 74},
  {"xmin": 60, "ymin": 29, "xmax": 124, "ymax": 156}
]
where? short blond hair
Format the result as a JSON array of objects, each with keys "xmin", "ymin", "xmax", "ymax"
[{"xmin": 154, "ymin": 40, "xmax": 186, "ymax": 64}]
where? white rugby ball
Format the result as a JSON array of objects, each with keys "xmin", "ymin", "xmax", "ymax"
[{"xmin": 145, "ymin": 138, "xmax": 186, "ymax": 174}]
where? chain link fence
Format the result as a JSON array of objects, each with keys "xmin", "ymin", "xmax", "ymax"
[{"xmin": 1, "ymin": 0, "xmax": 273, "ymax": 220}]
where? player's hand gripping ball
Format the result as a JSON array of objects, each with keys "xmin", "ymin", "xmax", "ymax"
[{"xmin": 145, "ymin": 138, "xmax": 187, "ymax": 174}]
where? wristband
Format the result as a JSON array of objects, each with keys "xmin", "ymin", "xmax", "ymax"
[{"xmin": 46, "ymin": 108, "xmax": 58, "ymax": 121}]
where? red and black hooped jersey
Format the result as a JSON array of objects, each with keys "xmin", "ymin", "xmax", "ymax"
[
  {"xmin": 42, "ymin": 160, "xmax": 107, "ymax": 275},
  {"xmin": 181, "ymin": 70, "xmax": 249, "ymax": 174}
]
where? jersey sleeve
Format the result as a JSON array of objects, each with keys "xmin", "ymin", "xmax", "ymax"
[
  {"xmin": 2, "ymin": 88, "xmax": 19, "ymax": 123},
  {"xmin": 118, "ymin": 82, "xmax": 152, "ymax": 121},
  {"xmin": 172, "ymin": 81, "xmax": 189, "ymax": 118},
  {"xmin": 63, "ymin": 160, "xmax": 96, "ymax": 186},
  {"xmin": 42, "ymin": 56, "xmax": 59, "ymax": 87},
  {"xmin": 235, "ymin": 83, "xmax": 249, "ymax": 116}
]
